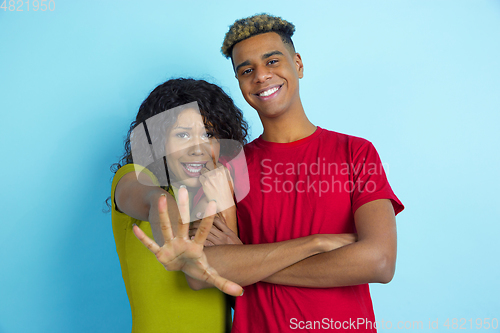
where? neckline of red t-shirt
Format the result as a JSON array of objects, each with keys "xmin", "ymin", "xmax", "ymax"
[{"xmin": 254, "ymin": 126, "xmax": 324, "ymax": 149}]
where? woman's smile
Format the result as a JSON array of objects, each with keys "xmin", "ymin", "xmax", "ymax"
[{"xmin": 180, "ymin": 161, "xmax": 208, "ymax": 177}]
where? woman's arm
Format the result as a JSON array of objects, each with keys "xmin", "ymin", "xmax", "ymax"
[
  {"xmin": 115, "ymin": 170, "xmax": 175, "ymax": 244},
  {"xmin": 117, "ymin": 170, "xmax": 356, "ymax": 293}
]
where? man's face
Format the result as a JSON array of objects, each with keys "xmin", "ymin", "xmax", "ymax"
[{"xmin": 232, "ymin": 32, "xmax": 304, "ymax": 120}]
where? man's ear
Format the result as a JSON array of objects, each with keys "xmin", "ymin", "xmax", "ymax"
[{"xmin": 295, "ymin": 53, "xmax": 304, "ymax": 79}]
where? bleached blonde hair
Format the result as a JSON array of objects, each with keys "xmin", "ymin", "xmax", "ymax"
[{"xmin": 221, "ymin": 13, "xmax": 295, "ymax": 59}]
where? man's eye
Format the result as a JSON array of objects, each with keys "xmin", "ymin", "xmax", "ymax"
[
  {"xmin": 241, "ymin": 68, "xmax": 253, "ymax": 75},
  {"xmin": 268, "ymin": 59, "xmax": 278, "ymax": 65}
]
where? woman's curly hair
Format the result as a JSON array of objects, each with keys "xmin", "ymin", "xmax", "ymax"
[
  {"xmin": 221, "ymin": 13, "xmax": 295, "ymax": 59},
  {"xmin": 105, "ymin": 78, "xmax": 248, "ymax": 211},
  {"xmin": 112, "ymin": 78, "xmax": 248, "ymax": 171}
]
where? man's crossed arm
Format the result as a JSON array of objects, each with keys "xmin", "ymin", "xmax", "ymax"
[
  {"xmin": 193, "ymin": 199, "xmax": 396, "ymax": 289},
  {"xmin": 116, "ymin": 172, "xmax": 396, "ymax": 294}
]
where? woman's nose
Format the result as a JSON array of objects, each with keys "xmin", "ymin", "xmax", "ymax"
[{"xmin": 188, "ymin": 136, "xmax": 204, "ymax": 155}]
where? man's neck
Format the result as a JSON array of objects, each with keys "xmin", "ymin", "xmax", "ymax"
[{"xmin": 260, "ymin": 104, "xmax": 317, "ymax": 143}]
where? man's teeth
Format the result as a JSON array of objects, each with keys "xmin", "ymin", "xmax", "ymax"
[
  {"xmin": 184, "ymin": 163, "xmax": 204, "ymax": 173},
  {"xmin": 259, "ymin": 86, "xmax": 279, "ymax": 97}
]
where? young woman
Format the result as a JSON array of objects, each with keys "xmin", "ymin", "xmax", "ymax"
[{"xmin": 109, "ymin": 78, "xmax": 248, "ymax": 333}]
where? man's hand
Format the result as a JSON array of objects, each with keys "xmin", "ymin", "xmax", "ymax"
[
  {"xmin": 189, "ymin": 215, "xmax": 243, "ymax": 246},
  {"xmin": 132, "ymin": 187, "xmax": 244, "ymax": 297}
]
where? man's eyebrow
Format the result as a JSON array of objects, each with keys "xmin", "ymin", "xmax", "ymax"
[
  {"xmin": 234, "ymin": 51, "xmax": 284, "ymax": 73},
  {"xmin": 235, "ymin": 60, "xmax": 250, "ymax": 73},
  {"xmin": 262, "ymin": 50, "xmax": 284, "ymax": 59}
]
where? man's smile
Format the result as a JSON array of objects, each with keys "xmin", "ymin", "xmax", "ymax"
[{"xmin": 254, "ymin": 84, "xmax": 283, "ymax": 100}]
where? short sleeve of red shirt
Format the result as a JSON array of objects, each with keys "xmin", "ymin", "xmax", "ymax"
[{"xmin": 349, "ymin": 139, "xmax": 404, "ymax": 216}]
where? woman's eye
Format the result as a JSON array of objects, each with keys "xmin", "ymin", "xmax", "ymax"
[
  {"xmin": 176, "ymin": 132, "xmax": 189, "ymax": 139},
  {"xmin": 203, "ymin": 132, "xmax": 214, "ymax": 139}
]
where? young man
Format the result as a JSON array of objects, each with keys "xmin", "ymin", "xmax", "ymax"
[{"xmin": 135, "ymin": 14, "xmax": 403, "ymax": 332}]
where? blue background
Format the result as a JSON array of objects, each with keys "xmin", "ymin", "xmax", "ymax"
[{"xmin": 1, "ymin": 1, "xmax": 499, "ymax": 332}]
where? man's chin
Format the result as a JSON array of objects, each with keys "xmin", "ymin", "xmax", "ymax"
[{"xmin": 255, "ymin": 106, "xmax": 287, "ymax": 119}]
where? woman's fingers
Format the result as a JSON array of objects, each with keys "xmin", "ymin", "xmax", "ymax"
[
  {"xmin": 176, "ymin": 187, "xmax": 191, "ymax": 239},
  {"xmin": 192, "ymin": 201, "xmax": 217, "ymax": 245},
  {"xmin": 136, "ymin": 195, "xmax": 244, "ymax": 297},
  {"xmin": 215, "ymin": 277, "xmax": 243, "ymax": 297},
  {"xmin": 157, "ymin": 194, "xmax": 174, "ymax": 242},
  {"xmin": 201, "ymin": 267, "xmax": 243, "ymax": 297},
  {"xmin": 199, "ymin": 174, "xmax": 207, "ymax": 184},
  {"xmin": 177, "ymin": 187, "xmax": 190, "ymax": 223},
  {"xmin": 132, "ymin": 224, "xmax": 161, "ymax": 255}
]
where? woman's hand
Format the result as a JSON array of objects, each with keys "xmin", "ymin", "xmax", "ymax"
[
  {"xmin": 199, "ymin": 162, "xmax": 235, "ymax": 213},
  {"xmin": 132, "ymin": 187, "xmax": 244, "ymax": 297}
]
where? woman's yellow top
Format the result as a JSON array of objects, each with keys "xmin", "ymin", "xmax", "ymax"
[{"xmin": 111, "ymin": 164, "xmax": 231, "ymax": 333}]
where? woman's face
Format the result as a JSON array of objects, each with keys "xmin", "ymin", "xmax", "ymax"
[{"xmin": 165, "ymin": 108, "xmax": 220, "ymax": 189}]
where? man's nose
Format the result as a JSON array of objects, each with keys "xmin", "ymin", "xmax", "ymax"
[{"xmin": 254, "ymin": 65, "xmax": 272, "ymax": 83}]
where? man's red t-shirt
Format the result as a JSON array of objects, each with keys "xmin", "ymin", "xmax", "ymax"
[{"xmin": 232, "ymin": 127, "xmax": 404, "ymax": 332}]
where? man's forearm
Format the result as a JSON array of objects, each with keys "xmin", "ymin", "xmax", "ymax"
[
  {"xmin": 186, "ymin": 233, "xmax": 356, "ymax": 290},
  {"xmin": 188, "ymin": 199, "xmax": 396, "ymax": 290},
  {"xmin": 262, "ymin": 238, "xmax": 395, "ymax": 287},
  {"xmin": 260, "ymin": 199, "xmax": 397, "ymax": 288},
  {"xmin": 188, "ymin": 235, "xmax": 330, "ymax": 289}
]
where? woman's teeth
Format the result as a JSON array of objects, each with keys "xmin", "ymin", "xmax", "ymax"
[
  {"xmin": 184, "ymin": 163, "xmax": 204, "ymax": 173},
  {"xmin": 259, "ymin": 86, "xmax": 279, "ymax": 97}
]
